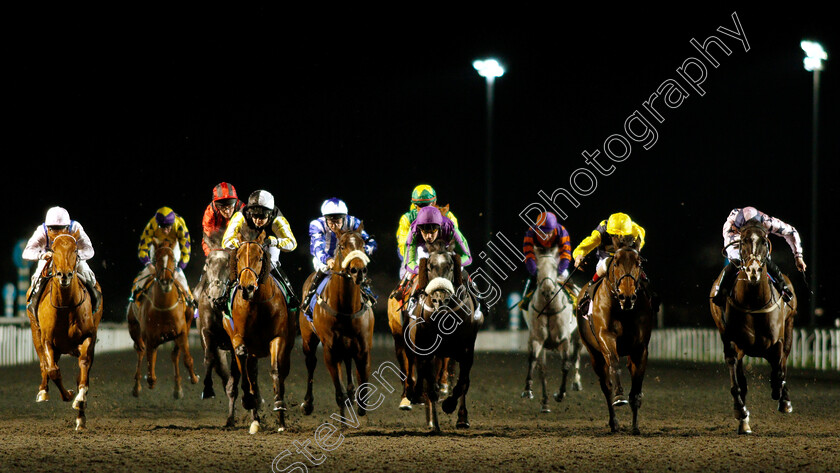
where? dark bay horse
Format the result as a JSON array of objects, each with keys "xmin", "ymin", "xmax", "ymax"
[
  {"xmin": 195, "ymin": 248, "xmax": 239, "ymax": 426},
  {"xmin": 128, "ymin": 239, "xmax": 199, "ymax": 399},
  {"xmin": 226, "ymin": 233, "xmax": 295, "ymax": 433},
  {"xmin": 27, "ymin": 229, "xmax": 103, "ymax": 430},
  {"xmin": 405, "ymin": 240, "xmax": 483, "ymax": 432},
  {"xmin": 299, "ymin": 226, "xmax": 374, "ymax": 421},
  {"xmin": 577, "ymin": 246, "xmax": 653, "ymax": 434},
  {"xmin": 709, "ymin": 221, "xmax": 797, "ymax": 434}
]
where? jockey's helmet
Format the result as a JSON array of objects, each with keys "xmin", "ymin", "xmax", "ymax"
[
  {"xmin": 536, "ymin": 211, "xmax": 557, "ymax": 234},
  {"xmin": 154, "ymin": 207, "xmax": 177, "ymax": 227},
  {"xmin": 416, "ymin": 206, "xmax": 443, "ymax": 231},
  {"xmin": 741, "ymin": 206, "xmax": 760, "ymax": 222},
  {"xmin": 247, "ymin": 190, "xmax": 274, "ymax": 211},
  {"xmin": 212, "ymin": 182, "xmax": 238, "ymax": 202},
  {"xmin": 606, "ymin": 213, "xmax": 633, "ymax": 236},
  {"xmin": 411, "ymin": 184, "xmax": 437, "ymax": 207},
  {"xmin": 321, "ymin": 198, "xmax": 348, "ymax": 217},
  {"xmin": 45, "ymin": 207, "xmax": 71, "ymax": 227}
]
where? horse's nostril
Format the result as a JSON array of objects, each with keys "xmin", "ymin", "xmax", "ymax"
[
  {"xmin": 618, "ymin": 294, "xmax": 625, "ymax": 301},
  {"xmin": 630, "ymin": 294, "xmax": 637, "ymax": 301}
]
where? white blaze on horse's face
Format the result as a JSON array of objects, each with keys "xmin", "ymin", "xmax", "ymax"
[
  {"xmin": 741, "ymin": 232, "xmax": 765, "ymax": 284},
  {"xmin": 206, "ymin": 252, "xmax": 231, "ymax": 302},
  {"xmin": 426, "ymin": 252, "xmax": 455, "ymax": 309},
  {"xmin": 339, "ymin": 234, "xmax": 369, "ymax": 284}
]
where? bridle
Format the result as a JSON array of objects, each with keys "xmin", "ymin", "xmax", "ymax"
[
  {"xmin": 608, "ymin": 248, "xmax": 643, "ymax": 297},
  {"xmin": 235, "ymin": 241, "xmax": 266, "ymax": 284},
  {"xmin": 47, "ymin": 234, "xmax": 88, "ymax": 310},
  {"xmin": 153, "ymin": 245, "xmax": 178, "ymax": 288}
]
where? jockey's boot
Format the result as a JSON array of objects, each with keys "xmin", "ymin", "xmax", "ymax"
[
  {"xmin": 272, "ymin": 266, "xmax": 300, "ymax": 310},
  {"xmin": 518, "ymin": 277, "xmax": 535, "ymax": 311},
  {"xmin": 82, "ymin": 278, "xmax": 102, "ymax": 314},
  {"xmin": 302, "ymin": 270, "xmax": 326, "ymax": 314},
  {"xmin": 26, "ymin": 278, "xmax": 46, "ymax": 322},
  {"xmin": 766, "ymin": 259, "xmax": 793, "ymax": 303},
  {"xmin": 361, "ymin": 277, "xmax": 378, "ymax": 305},
  {"xmin": 712, "ymin": 261, "xmax": 741, "ymax": 307},
  {"xmin": 578, "ymin": 275, "xmax": 601, "ymax": 315}
]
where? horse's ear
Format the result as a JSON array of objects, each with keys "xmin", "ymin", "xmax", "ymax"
[
  {"xmin": 356, "ymin": 220, "xmax": 364, "ymax": 234},
  {"xmin": 438, "ymin": 204, "xmax": 449, "ymax": 216},
  {"xmin": 446, "ymin": 240, "xmax": 456, "ymax": 254},
  {"xmin": 256, "ymin": 230, "xmax": 266, "ymax": 244},
  {"xmin": 451, "ymin": 253, "xmax": 463, "ymax": 288},
  {"xmin": 72, "ymin": 228, "xmax": 81, "ymax": 241}
]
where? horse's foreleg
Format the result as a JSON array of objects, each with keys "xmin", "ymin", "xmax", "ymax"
[
  {"xmin": 244, "ymin": 356, "xmax": 262, "ymax": 434},
  {"xmin": 597, "ymin": 331, "xmax": 625, "ymax": 406},
  {"xmin": 171, "ymin": 340, "xmax": 183, "ymax": 400},
  {"xmin": 73, "ymin": 337, "xmax": 95, "ymax": 430},
  {"xmin": 570, "ymin": 329, "xmax": 584, "ymax": 391},
  {"xmin": 538, "ymin": 345, "xmax": 550, "ymax": 412},
  {"xmin": 555, "ymin": 340, "xmax": 572, "ymax": 404},
  {"xmin": 300, "ymin": 334, "xmax": 319, "ymax": 416},
  {"xmin": 446, "ymin": 352, "xmax": 474, "ymax": 429},
  {"xmin": 590, "ymin": 348, "xmax": 619, "ymax": 432},
  {"xmin": 225, "ymin": 352, "xmax": 240, "ymax": 427},
  {"xmin": 725, "ymin": 341, "xmax": 751, "ymax": 434},
  {"xmin": 767, "ymin": 339, "xmax": 793, "ymax": 413},
  {"xmin": 29, "ymin": 322, "xmax": 50, "ymax": 401},
  {"xmin": 132, "ymin": 340, "xmax": 145, "ymax": 397},
  {"xmin": 522, "ymin": 339, "xmax": 538, "ymax": 400},
  {"xmin": 353, "ymin": 346, "xmax": 372, "ymax": 417},
  {"xmin": 627, "ymin": 346, "xmax": 648, "ymax": 435},
  {"xmin": 178, "ymin": 329, "xmax": 199, "ymax": 386},
  {"xmin": 345, "ymin": 357, "xmax": 356, "ymax": 410},
  {"xmin": 201, "ymin": 335, "xmax": 220, "ymax": 399},
  {"xmin": 323, "ymin": 348, "xmax": 348, "ymax": 421},
  {"xmin": 270, "ymin": 337, "xmax": 292, "ymax": 432},
  {"xmin": 417, "ymin": 356, "xmax": 439, "ymax": 432},
  {"xmin": 146, "ymin": 345, "xmax": 158, "ymax": 390},
  {"xmin": 393, "ymin": 339, "xmax": 412, "ymax": 410},
  {"xmin": 44, "ymin": 342, "xmax": 73, "ymax": 402}
]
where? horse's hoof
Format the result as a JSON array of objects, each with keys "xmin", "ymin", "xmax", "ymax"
[
  {"xmin": 540, "ymin": 406, "xmax": 551, "ymax": 414},
  {"xmin": 612, "ymin": 397, "xmax": 628, "ymax": 407},
  {"xmin": 75, "ymin": 417, "xmax": 86, "ymax": 431},
  {"xmin": 456, "ymin": 420, "xmax": 470, "ymax": 429},
  {"xmin": 273, "ymin": 401, "xmax": 287, "ymax": 412},
  {"xmin": 277, "ymin": 426, "xmax": 286, "ymax": 433},
  {"xmin": 439, "ymin": 384, "xmax": 450, "ymax": 396},
  {"xmin": 72, "ymin": 399, "xmax": 85, "ymax": 411},
  {"xmin": 572, "ymin": 381, "xmax": 583, "ymax": 391},
  {"xmin": 225, "ymin": 417, "xmax": 236, "ymax": 428},
  {"xmin": 249, "ymin": 421, "xmax": 261, "ymax": 435},
  {"xmin": 201, "ymin": 388, "xmax": 215, "ymax": 400},
  {"xmin": 174, "ymin": 389, "xmax": 184, "ymax": 400},
  {"xmin": 441, "ymin": 397, "xmax": 457, "ymax": 414},
  {"xmin": 132, "ymin": 386, "xmax": 141, "ymax": 397},
  {"xmin": 554, "ymin": 392, "xmax": 566, "ymax": 403},
  {"xmin": 191, "ymin": 375, "xmax": 200, "ymax": 385},
  {"xmin": 300, "ymin": 402, "xmax": 314, "ymax": 416},
  {"xmin": 36, "ymin": 390, "xmax": 49, "ymax": 402},
  {"xmin": 521, "ymin": 390, "xmax": 534, "ymax": 399},
  {"xmin": 738, "ymin": 420, "xmax": 752, "ymax": 435},
  {"xmin": 632, "ymin": 427, "xmax": 641, "ymax": 436},
  {"xmin": 779, "ymin": 401, "xmax": 793, "ymax": 414},
  {"xmin": 63, "ymin": 389, "xmax": 75, "ymax": 402},
  {"xmin": 398, "ymin": 398, "xmax": 412, "ymax": 411}
]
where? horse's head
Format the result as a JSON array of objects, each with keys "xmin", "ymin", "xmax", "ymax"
[
  {"xmin": 421, "ymin": 240, "xmax": 462, "ymax": 311},
  {"xmin": 153, "ymin": 239, "xmax": 177, "ymax": 294},
  {"xmin": 206, "ymin": 249, "xmax": 233, "ymax": 308},
  {"xmin": 739, "ymin": 222, "xmax": 770, "ymax": 284},
  {"xmin": 610, "ymin": 247, "xmax": 643, "ymax": 311},
  {"xmin": 334, "ymin": 223, "xmax": 369, "ymax": 285},
  {"xmin": 235, "ymin": 233, "xmax": 267, "ymax": 301},
  {"xmin": 51, "ymin": 230, "xmax": 80, "ymax": 289},
  {"xmin": 535, "ymin": 245, "xmax": 560, "ymax": 299}
]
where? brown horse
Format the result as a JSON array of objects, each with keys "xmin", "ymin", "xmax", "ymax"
[
  {"xmin": 27, "ymin": 229, "xmax": 103, "ymax": 430},
  {"xmin": 388, "ymin": 277, "xmax": 457, "ymax": 411},
  {"xmin": 195, "ymin": 248, "xmax": 240, "ymax": 426},
  {"xmin": 299, "ymin": 225, "xmax": 374, "ymax": 420},
  {"xmin": 577, "ymin": 246, "xmax": 653, "ymax": 434},
  {"xmin": 709, "ymin": 221, "xmax": 797, "ymax": 434},
  {"xmin": 226, "ymin": 233, "xmax": 295, "ymax": 433},
  {"xmin": 404, "ymin": 240, "xmax": 483, "ymax": 432},
  {"xmin": 128, "ymin": 239, "xmax": 199, "ymax": 399}
]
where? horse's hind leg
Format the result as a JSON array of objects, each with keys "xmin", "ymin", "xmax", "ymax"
[
  {"xmin": 627, "ymin": 346, "xmax": 648, "ymax": 435},
  {"xmin": 242, "ymin": 356, "xmax": 262, "ymax": 434},
  {"xmin": 353, "ymin": 346, "xmax": 372, "ymax": 417},
  {"xmin": 570, "ymin": 330, "xmax": 584, "ymax": 391},
  {"xmin": 201, "ymin": 338, "xmax": 220, "ymax": 399},
  {"xmin": 444, "ymin": 352, "xmax": 474, "ymax": 429},
  {"xmin": 768, "ymin": 339, "xmax": 793, "ymax": 413}
]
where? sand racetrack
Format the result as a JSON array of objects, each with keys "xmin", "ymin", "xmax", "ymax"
[{"xmin": 1, "ymin": 340, "xmax": 838, "ymax": 472}]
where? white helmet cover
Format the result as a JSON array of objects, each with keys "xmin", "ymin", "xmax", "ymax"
[
  {"xmin": 321, "ymin": 198, "xmax": 348, "ymax": 216},
  {"xmin": 249, "ymin": 190, "xmax": 275, "ymax": 210},
  {"xmin": 45, "ymin": 206, "xmax": 71, "ymax": 226}
]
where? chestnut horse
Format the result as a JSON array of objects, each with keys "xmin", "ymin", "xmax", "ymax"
[
  {"xmin": 27, "ymin": 229, "xmax": 103, "ymax": 430},
  {"xmin": 195, "ymin": 248, "xmax": 240, "ymax": 426},
  {"xmin": 709, "ymin": 221, "xmax": 797, "ymax": 434},
  {"xmin": 405, "ymin": 240, "xmax": 483, "ymax": 432},
  {"xmin": 521, "ymin": 244, "xmax": 583, "ymax": 413},
  {"xmin": 226, "ymin": 233, "xmax": 295, "ymax": 433},
  {"xmin": 577, "ymin": 246, "xmax": 653, "ymax": 434},
  {"xmin": 300, "ymin": 226, "xmax": 374, "ymax": 420},
  {"xmin": 128, "ymin": 239, "xmax": 199, "ymax": 399}
]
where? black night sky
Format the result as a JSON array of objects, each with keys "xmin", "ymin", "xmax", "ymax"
[{"xmin": 5, "ymin": 7, "xmax": 838, "ymax": 327}]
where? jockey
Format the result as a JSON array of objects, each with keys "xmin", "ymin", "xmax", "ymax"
[
  {"xmin": 23, "ymin": 206, "xmax": 101, "ymax": 316},
  {"xmin": 519, "ymin": 211, "xmax": 572, "ymax": 310},
  {"xmin": 301, "ymin": 198, "xmax": 378, "ymax": 312},
  {"xmin": 131, "ymin": 206, "xmax": 195, "ymax": 308},
  {"xmin": 202, "ymin": 182, "xmax": 244, "ymax": 256},
  {"xmin": 572, "ymin": 212, "xmax": 646, "ymax": 312},
  {"xmin": 222, "ymin": 189, "xmax": 300, "ymax": 309},
  {"xmin": 711, "ymin": 206, "xmax": 806, "ymax": 307},
  {"xmin": 396, "ymin": 184, "xmax": 459, "ymax": 274}
]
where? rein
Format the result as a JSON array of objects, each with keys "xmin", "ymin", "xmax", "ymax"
[
  {"xmin": 47, "ymin": 276, "xmax": 88, "ymax": 310},
  {"xmin": 316, "ymin": 246, "xmax": 370, "ymax": 318},
  {"xmin": 234, "ymin": 242, "xmax": 280, "ymax": 304}
]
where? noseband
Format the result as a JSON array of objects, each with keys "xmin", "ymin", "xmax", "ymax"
[
  {"xmin": 236, "ymin": 241, "xmax": 266, "ymax": 284},
  {"xmin": 609, "ymin": 249, "xmax": 642, "ymax": 297}
]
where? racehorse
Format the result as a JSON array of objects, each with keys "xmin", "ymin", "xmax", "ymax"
[
  {"xmin": 521, "ymin": 245, "xmax": 583, "ymax": 413},
  {"xmin": 27, "ymin": 229, "xmax": 103, "ymax": 430},
  {"xmin": 709, "ymin": 221, "xmax": 797, "ymax": 434},
  {"xmin": 128, "ymin": 239, "xmax": 199, "ymax": 400},
  {"xmin": 226, "ymin": 233, "xmax": 295, "ymax": 433},
  {"xmin": 577, "ymin": 245, "xmax": 653, "ymax": 434},
  {"xmin": 299, "ymin": 225, "xmax": 375, "ymax": 421},
  {"xmin": 405, "ymin": 240, "xmax": 483, "ymax": 432},
  {"xmin": 195, "ymin": 248, "xmax": 239, "ymax": 426}
]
